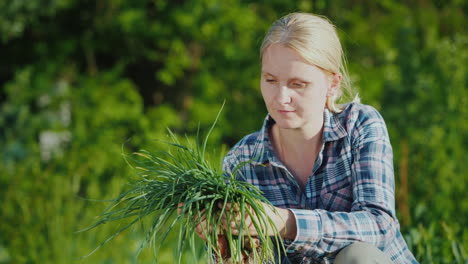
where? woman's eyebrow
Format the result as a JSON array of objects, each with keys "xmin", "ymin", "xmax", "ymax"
[
  {"xmin": 261, "ymin": 71, "xmax": 275, "ymax": 76},
  {"xmin": 289, "ymin": 77, "xmax": 309, "ymax": 81},
  {"xmin": 261, "ymin": 72, "xmax": 311, "ymax": 82}
]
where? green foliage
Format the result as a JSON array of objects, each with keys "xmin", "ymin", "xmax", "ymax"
[
  {"xmin": 0, "ymin": 0, "xmax": 466, "ymax": 263},
  {"xmin": 81, "ymin": 125, "xmax": 284, "ymax": 263}
]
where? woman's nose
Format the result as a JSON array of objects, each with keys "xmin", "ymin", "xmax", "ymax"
[{"xmin": 275, "ymin": 85, "xmax": 291, "ymax": 104}]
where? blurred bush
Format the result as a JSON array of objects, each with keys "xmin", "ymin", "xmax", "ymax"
[{"xmin": 0, "ymin": 0, "xmax": 466, "ymax": 263}]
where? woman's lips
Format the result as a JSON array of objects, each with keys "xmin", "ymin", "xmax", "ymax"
[{"xmin": 277, "ymin": 110, "xmax": 296, "ymax": 116}]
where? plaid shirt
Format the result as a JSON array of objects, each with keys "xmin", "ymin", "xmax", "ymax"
[{"xmin": 222, "ymin": 103, "xmax": 418, "ymax": 264}]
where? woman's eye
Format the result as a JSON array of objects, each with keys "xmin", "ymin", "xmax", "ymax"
[
  {"xmin": 266, "ymin": 79, "xmax": 276, "ymax": 83},
  {"xmin": 292, "ymin": 82, "xmax": 306, "ymax": 88}
]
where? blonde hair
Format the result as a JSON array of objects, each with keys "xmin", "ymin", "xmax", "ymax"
[{"xmin": 260, "ymin": 12, "xmax": 359, "ymax": 112}]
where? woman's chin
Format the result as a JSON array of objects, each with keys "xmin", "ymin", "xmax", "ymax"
[{"xmin": 273, "ymin": 119, "xmax": 301, "ymax": 130}]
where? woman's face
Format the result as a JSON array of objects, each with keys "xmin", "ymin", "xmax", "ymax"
[{"xmin": 260, "ymin": 44, "xmax": 338, "ymax": 132}]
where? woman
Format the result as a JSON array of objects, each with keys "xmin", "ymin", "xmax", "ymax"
[{"xmin": 198, "ymin": 12, "xmax": 418, "ymax": 263}]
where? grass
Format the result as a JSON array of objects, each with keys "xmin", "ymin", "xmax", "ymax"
[{"xmin": 79, "ymin": 108, "xmax": 285, "ymax": 263}]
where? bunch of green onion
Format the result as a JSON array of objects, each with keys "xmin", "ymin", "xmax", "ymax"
[{"xmin": 81, "ymin": 112, "xmax": 284, "ymax": 263}]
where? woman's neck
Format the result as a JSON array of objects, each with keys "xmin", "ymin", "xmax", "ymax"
[
  {"xmin": 271, "ymin": 120, "xmax": 325, "ymax": 189},
  {"xmin": 274, "ymin": 117, "xmax": 324, "ymax": 155},
  {"xmin": 276, "ymin": 128, "xmax": 322, "ymax": 162}
]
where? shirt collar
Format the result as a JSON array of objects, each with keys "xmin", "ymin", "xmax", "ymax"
[
  {"xmin": 322, "ymin": 108, "xmax": 348, "ymax": 142},
  {"xmin": 253, "ymin": 108, "xmax": 348, "ymax": 165}
]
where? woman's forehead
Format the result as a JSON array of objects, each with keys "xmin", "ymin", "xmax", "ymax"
[
  {"xmin": 262, "ymin": 44, "xmax": 305, "ymax": 63},
  {"xmin": 261, "ymin": 45, "xmax": 323, "ymax": 79}
]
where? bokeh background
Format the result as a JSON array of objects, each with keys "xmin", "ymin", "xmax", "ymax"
[{"xmin": 0, "ymin": 0, "xmax": 466, "ymax": 263}]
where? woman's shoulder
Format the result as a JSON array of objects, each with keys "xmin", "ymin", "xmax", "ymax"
[
  {"xmin": 340, "ymin": 102, "xmax": 383, "ymax": 118},
  {"xmin": 224, "ymin": 115, "xmax": 273, "ymax": 163},
  {"xmin": 223, "ymin": 130, "xmax": 263, "ymax": 163},
  {"xmin": 337, "ymin": 103, "xmax": 390, "ymax": 143},
  {"xmin": 339, "ymin": 102, "xmax": 387, "ymax": 128}
]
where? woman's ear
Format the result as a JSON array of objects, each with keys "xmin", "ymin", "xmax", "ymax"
[{"xmin": 327, "ymin": 73, "xmax": 342, "ymax": 97}]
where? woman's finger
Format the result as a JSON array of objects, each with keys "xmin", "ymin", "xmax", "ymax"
[
  {"xmin": 243, "ymin": 236, "xmax": 261, "ymax": 250},
  {"xmin": 218, "ymin": 203, "xmax": 259, "ymax": 236},
  {"xmin": 195, "ymin": 223, "xmax": 207, "ymax": 240},
  {"xmin": 218, "ymin": 201, "xmax": 240, "ymax": 212},
  {"xmin": 177, "ymin": 202, "xmax": 184, "ymax": 214}
]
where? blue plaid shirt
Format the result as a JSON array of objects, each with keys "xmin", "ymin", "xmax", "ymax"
[{"xmin": 222, "ymin": 103, "xmax": 418, "ymax": 264}]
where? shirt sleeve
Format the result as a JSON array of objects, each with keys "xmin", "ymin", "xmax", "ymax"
[{"xmin": 285, "ymin": 108, "xmax": 399, "ymax": 260}]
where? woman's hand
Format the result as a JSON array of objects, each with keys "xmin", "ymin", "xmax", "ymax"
[
  {"xmin": 218, "ymin": 202, "xmax": 297, "ymax": 240},
  {"xmin": 178, "ymin": 203, "xmax": 231, "ymax": 259},
  {"xmin": 177, "ymin": 203, "xmax": 210, "ymax": 241},
  {"xmin": 178, "ymin": 201, "xmax": 297, "ymax": 242}
]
